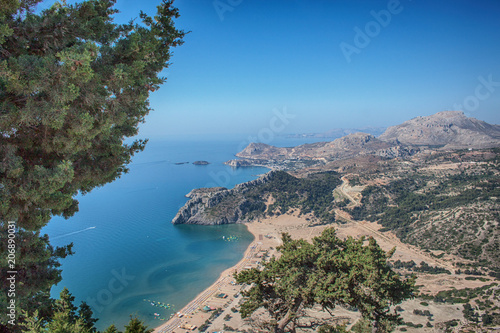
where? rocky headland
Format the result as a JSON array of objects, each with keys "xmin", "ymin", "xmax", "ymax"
[
  {"xmin": 172, "ymin": 172, "xmax": 275, "ymax": 225},
  {"xmin": 226, "ymin": 111, "xmax": 500, "ymax": 170}
]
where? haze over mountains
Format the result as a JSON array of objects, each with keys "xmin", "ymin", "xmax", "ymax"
[
  {"xmin": 232, "ymin": 111, "xmax": 500, "ymax": 165},
  {"xmin": 285, "ymin": 127, "xmax": 386, "ymax": 139}
]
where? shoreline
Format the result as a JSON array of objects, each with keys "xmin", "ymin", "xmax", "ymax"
[
  {"xmin": 153, "ymin": 221, "xmax": 281, "ymax": 333},
  {"xmin": 152, "ymin": 213, "xmax": 332, "ymax": 333},
  {"xmin": 152, "ymin": 211, "xmax": 486, "ymax": 332}
]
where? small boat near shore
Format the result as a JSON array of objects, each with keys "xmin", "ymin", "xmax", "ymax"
[{"xmin": 144, "ymin": 299, "xmax": 175, "ymax": 309}]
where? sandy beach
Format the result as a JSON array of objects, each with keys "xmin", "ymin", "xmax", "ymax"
[
  {"xmin": 153, "ymin": 210, "xmax": 492, "ymax": 332},
  {"xmin": 152, "ymin": 214, "xmax": 315, "ymax": 333},
  {"xmin": 153, "ymin": 212, "xmax": 357, "ymax": 333}
]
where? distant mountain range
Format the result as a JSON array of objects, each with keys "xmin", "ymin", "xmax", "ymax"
[
  {"xmin": 284, "ymin": 127, "xmax": 386, "ymax": 139},
  {"xmin": 234, "ymin": 133, "xmax": 417, "ymax": 163},
  {"xmin": 231, "ymin": 111, "xmax": 500, "ymax": 166}
]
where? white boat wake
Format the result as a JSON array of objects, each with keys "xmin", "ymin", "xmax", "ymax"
[{"xmin": 51, "ymin": 226, "xmax": 96, "ymax": 240}]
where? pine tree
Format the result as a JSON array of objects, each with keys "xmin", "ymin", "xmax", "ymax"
[
  {"xmin": 78, "ymin": 302, "xmax": 98, "ymax": 332},
  {"xmin": 20, "ymin": 289, "xmax": 149, "ymax": 333},
  {"xmin": 235, "ymin": 228, "xmax": 415, "ymax": 333},
  {"xmin": 123, "ymin": 317, "xmax": 153, "ymax": 333},
  {"xmin": 22, "ymin": 289, "xmax": 93, "ymax": 333},
  {"xmin": 0, "ymin": 0, "xmax": 184, "ymax": 330},
  {"xmin": 0, "ymin": 0, "xmax": 184, "ymax": 231},
  {"xmin": 102, "ymin": 324, "xmax": 121, "ymax": 333},
  {"xmin": 55, "ymin": 288, "xmax": 77, "ymax": 319},
  {"xmin": 0, "ymin": 229, "xmax": 73, "ymax": 330}
]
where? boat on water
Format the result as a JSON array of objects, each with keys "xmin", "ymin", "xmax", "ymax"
[
  {"xmin": 222, "ymin": 235, "xmax": 240, "ymax": 242},
  {"xmin": 144, "ymin": 299, "xmax": 174, "ymax": 309}
]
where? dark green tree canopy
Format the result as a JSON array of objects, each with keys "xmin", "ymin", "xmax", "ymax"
[
  {"xmin": 235, "ymin": 228, "xmax": 415, "ymax": 333},
  {"xmin": 21, "ymin": 288, "xmax": 152, "ymax": 332},
  {"xmin": 0, "ymin": 0, "xmax": 184, "ymax": 330},
  {"xmin": 0, "ymin": 0, "xmax": 185, "ymax": 230}
]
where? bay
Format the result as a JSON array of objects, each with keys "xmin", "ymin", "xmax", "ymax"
[{"xmin": 41, "ymin": 135, "xmax": 325, "ymax": 330}]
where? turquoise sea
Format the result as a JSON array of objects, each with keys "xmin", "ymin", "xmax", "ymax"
[{"xmin": 41, "ymin": 135, "xmax": 324, "ymax": 330}]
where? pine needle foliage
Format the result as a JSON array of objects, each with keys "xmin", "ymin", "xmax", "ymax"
[{"xmin": 235, "ymin": 228, "xmax": 415, "ymax": 333}]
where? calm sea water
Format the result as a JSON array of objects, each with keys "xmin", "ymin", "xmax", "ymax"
[{"xmin": 41, "ymin": 135, "xmax": 324, "ymax": 330}]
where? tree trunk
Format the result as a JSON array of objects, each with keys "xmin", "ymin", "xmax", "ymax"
[{"xmin": 275, "ymin": 299, "xmax": 302, "ymax": 333}]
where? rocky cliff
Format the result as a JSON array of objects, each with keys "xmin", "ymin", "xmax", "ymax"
[
  {"xmin": 224, "ymin": 159, "xmax": 254, "ymax": 167},
  {"xmin": 172, "ymin": 172, "xmax": 274, "ymax": 225},
  {"xmin": 172, "ymin": 170, "xmax": 344, "ymax": 226}
]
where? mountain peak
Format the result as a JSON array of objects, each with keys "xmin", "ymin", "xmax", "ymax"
[
  {"xmin": 379, "ymin": 111, "xmax": 500, "ymax": 148},
  {"xmin": 432, "ymin": 110, "xmax": 465, "ymax": 118}
]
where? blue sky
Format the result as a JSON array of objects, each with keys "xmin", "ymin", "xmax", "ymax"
[{"xmin": 39, "ymin": 0, "xmax": 500, "ymax": 137}]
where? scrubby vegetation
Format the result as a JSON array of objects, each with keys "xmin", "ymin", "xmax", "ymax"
[
  {"xmin": 256, "ymin": 171, "xmax": 342, "ymax": 220},
  {"xmin": 420, "ymin": 283, "xmax": 498, "ymax": 304},
  {"xmin": 207, "ymin": 170, "xmax": 343, "ymax": 224},
  {"xmin": 390, "ymin": 260, "xmax": 451, "ymax": 274},
  {"xmin": 348, "ymin": 153, "xmax": 500, "ymax": 272}
]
